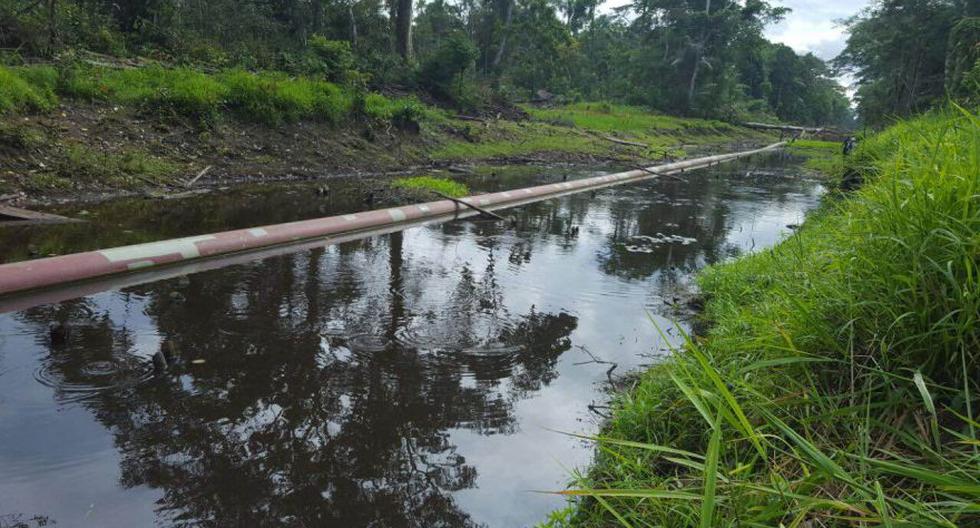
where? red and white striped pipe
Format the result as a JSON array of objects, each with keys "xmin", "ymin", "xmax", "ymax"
[{"xmin": 0, "ymin": 142, "xmax": 784, "ymax": 310}]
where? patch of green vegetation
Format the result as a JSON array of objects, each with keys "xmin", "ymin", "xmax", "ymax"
[
  {"xmin": 560, "ymin": 110, "xmax": 980, "ymax": 526},
  {"xmin": 0, "ymin": 65, "xmax": 59, "ymax": 113},
  {"xmin": 21, "ymin": 172, "xmax": 74, "ymax": 192},
  {"xmin": 432, "ymin": 122, "xmax": 607, "ymax": 160},
  {"xmin": 53, "ymin": 144, "xmax": 179, "ymax": 187},
  {"xmin": 527, "ymin": 102, "xmax": 738, "ymax": 136},
  {"xmin": 0, "ymin": 122, "xmax": 45, "ymax": 149},
  {"xmin": 26, "ymin": 63, "xmax": 429, "ymax": 128},
  {"xmin": 432, "ymin": 110, "xmax": 733, "ymax": 162},
  {"xmin": 220, "ymin": 69, "xmax": 351, "ymax": 124},
  {"xmin": 392, "ymin": 175, "xmax": 469, "ymax": 197},
  {"xmin": 788, "ymin": 138, "xmax": 842, "ymax": 175}
]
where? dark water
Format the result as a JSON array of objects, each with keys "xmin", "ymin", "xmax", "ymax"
[{"xmin": 0, "ymin": 155, "xmax": 823, "ymax": 528}]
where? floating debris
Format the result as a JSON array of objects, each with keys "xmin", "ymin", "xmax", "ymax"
[{"xmin": 623, "ymin": 233, "xmax": 697, "ymax": 253}]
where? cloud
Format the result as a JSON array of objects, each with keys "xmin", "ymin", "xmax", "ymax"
[{"xmin": 765, "ymin": 0, "xmax": 871, "ymax": 61}]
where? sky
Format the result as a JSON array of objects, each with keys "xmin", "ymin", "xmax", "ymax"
[{"xmin": 764, "ymin": 0, "xmax": 872, "ymax": 63}]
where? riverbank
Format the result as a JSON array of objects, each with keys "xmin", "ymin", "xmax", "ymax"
[
  {"xmin": 0, "ymin": 63, "xmax": 772, "ymax": 205},
  {"xmin": 553, "ymin": 110, "xmax": 979, "ymax": 527}
]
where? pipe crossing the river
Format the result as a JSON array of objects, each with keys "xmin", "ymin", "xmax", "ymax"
[{"xmin": 0, "ymin": 142, "xmax": 785, "ymax": 312}]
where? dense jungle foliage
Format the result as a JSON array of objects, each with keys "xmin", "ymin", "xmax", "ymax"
[
  {"xmin": 0, "ymin": 0, "xmax": 852, "ymax": 126},
  {"xmin": 2, "ymin": 1, "xmax": 977, "ymax": 127}
]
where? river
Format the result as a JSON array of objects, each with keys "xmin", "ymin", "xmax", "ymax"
[{"xmin": 0, "ymin": 154, "xmax": 823, "ymax": 527}]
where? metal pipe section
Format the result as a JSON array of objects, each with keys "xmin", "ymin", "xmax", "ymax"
[{"xmin": 0, "ymin": 142, "xmax": 784, "ymax": 312}]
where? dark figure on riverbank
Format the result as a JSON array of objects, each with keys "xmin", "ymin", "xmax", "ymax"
[{"xmin": 840, "ymin": 137, "xmax": 862, "ymax": 190}]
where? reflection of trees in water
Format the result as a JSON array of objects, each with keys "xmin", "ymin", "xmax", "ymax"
[
  {"xmin": 16, "ymin": 232, "xmax": 577, "ymax": 527},
  {"xmin": 596, "ymin": 178, "xmax": 736, "ymax": 280}
]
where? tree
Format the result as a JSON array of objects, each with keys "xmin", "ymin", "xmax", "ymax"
[
  {"xmin": 394, "ymin": 0, "xmax": 414, "ymax": 60},
  {"xmin": 835, "ymin": 0, "xmax": 962, "ymax": 126},
  {"xmin": 627, "ymin": 0, "xmax": 786, "ymax": 114}
]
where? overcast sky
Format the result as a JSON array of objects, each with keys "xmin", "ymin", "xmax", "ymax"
[{"xmin": 764, "ymin": 0, "xmax": 872, "ymax": 62}]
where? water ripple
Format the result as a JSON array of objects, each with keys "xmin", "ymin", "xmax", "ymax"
[{"xmin": 33, "ymin": 355, "xmax": 155, "ymax": 403}]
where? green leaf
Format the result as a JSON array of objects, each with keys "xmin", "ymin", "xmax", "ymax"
[{"xmin": 699, "ymin": 410, "xmax": 722, "ymax": 528}]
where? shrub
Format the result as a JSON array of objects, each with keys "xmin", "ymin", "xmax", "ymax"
[
  {"xmin": 418, "ymin": 32, "xmax": 478, "ymax": 104},
  {"xmin": 307, "ymin": 36, "xmax": 356, "ymax": 83}
]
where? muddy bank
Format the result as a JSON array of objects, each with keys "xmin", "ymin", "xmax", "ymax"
[{"xmin": 0, "ymin": 100, "xmax": 776, "ymax": 207}]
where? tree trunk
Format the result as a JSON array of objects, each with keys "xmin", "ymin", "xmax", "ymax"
[
  {"xmin": 687, "ymin": 49, "xmax": 701, "ymax": 107},
  {"xmin": 313, "ymin": 0, "xmax": 324, "ymax": 35},
  {"xmin": 47, "ymin": 0, "xmax": 56, "ymax": 48},
  {"xmin": 349, "ymin": 2, "xmax": 358, "ymax": 45},
  {"xmin": 394, "ymin": 0, "xmax": 413, "ymax": 61},
  {"xmin": 687, "ymin": 0, "xmax": 711, "ymax": 108},
  {"xmin": 492, "ymin": 0, "xmax": 514, "ymax": 70}
]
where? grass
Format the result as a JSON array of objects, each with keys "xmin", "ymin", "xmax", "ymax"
[
  {"xmin": 0, "ymin": 65, "xmax": 58, "ymax": 113},
  {"xmin": 788, "ymin": 138, "xmax": 843, "ymax": 175},
  {"xmin": 392, "ymin": 175, "xmax": 469, "ymax": 197},
  {"xmin": 430, "ymin": 102, "xmax": 769, "ymax": 163},
  {"xmin": 2, "ymin": 63, "xmax": 425, "ymax": 127},
  {"xmin": 431, "ymin": 121, "xmax": 609, "ymax": 160},
  {"xmin": 553, "ymin": 108, "xmax": 980, "ymax": 527},
  {"xmin": 527, "ymin": 102, "xmax": 737, "ymax": 135}
]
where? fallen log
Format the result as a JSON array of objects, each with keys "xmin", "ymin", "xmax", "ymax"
[
  {"xmin": 0, "ymin": 205, "xmax": 82, "ymax": 225},
  {"xmin": 185, "ymin": 165, "xmax": 213, "ymax": 187},
  {"xmin": 454, "ymin": 115, "xmax": 487, "ymax": 123},
  {"xmin": 601, "ymin": 135, "xmax": 647, "ymax": 148}
]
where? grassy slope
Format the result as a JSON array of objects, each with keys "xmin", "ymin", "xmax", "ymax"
[
  {"xmin": 553, "ymin": 110, "xmax": 979, "ymax": 527},
  {"xmin": 788, "ymin": 138, "xmax": 843, "ymax": 174},
  {"xmin": 0, "ymin": 63, "xmax": 772, "ymax": 196}
]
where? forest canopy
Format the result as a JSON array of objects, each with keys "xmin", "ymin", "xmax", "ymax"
[{"xmin": 0, "ymin": 0, "xmax": 976, "ymax": 127}]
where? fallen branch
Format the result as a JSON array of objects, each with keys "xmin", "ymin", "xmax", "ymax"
[
  {"xmin": 185, "ymin": 165, "xmax": 212, "ymax": 187},
  {"xmin": 575, "ymin": 345, "xmax": 619, "ymax": 384},
  {"xmin": 632, "ymin": 165, "xmax": 688, "ymax": 183},
  {"xmin": 433, "ymin": 191, "xmax": 507, "ymax": 221},
  {"xmin": 601, "ymin": 135, "xmax": 647, "ymax": 148},
  {"xmin": 0, "ymin": 204, "xmax": 82, "ymax": 225}
]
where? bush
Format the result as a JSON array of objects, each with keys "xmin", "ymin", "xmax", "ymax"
[
  {"xmin": 418, "ymin": 32, "xmax": 478, "ymax": 105},
  {"xmin": 307, "ymin": 36, "xmax": 356, "ymax": 83}
]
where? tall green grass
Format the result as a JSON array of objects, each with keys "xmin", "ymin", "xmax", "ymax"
[
  {"xmin": 2, "ymin": 63, "xmax": 423, "ymax": 127},
  {"xmin": 555, "ymin": 109, "xmax": 980, "ymax": 527},
  {"xmin": 0, "ymin": 65, "xmax": 58, "ymax": 113}
]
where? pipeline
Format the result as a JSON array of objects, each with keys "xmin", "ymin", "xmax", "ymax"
[{"xmin": 0, "ymin": 142, "xmax": 785, "ymax": 313}]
